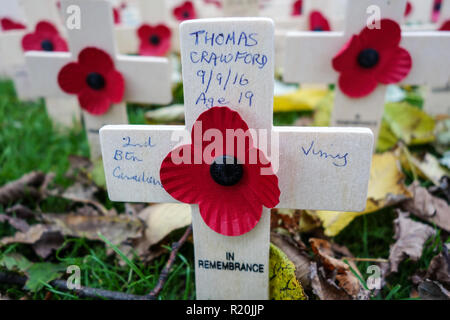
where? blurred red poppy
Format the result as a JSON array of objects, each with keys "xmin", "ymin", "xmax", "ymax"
[
  {"xmin": 309, "ymin": 11, "xmax": 331, "ymax": 31},
  {"xmin": 58, "ymin": 47, "xmax": 125, "ymax": 115},
  {"xmin": 332, "ymin": 19, "xmax": 412, "ymax": 98},
  {"xmin": 137, "ymin": 24, "xmax": 171, "ymax": 56},
  {"xmin": 22, "ymin": 21, "xmax": 68, "ymax": 52},
  {"xmin": 0, "ymin": 17, "xmax": 26, "ymax": 31},
  {"xmin": 173, "ymin": 1, "xmax": 197, "ymax": 21},
  {"xmin": 291, "ymin": 0, "xmax": 302, "ymax": 16}
]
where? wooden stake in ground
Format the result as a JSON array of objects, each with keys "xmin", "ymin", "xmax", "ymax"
[
  {"xmin": 100, "ymin": 18, "xmax": 374, "ymax": 299},
  {"xmin": 284, "ymin": 0, "xmax": 450, "ymax": 148},
  {"xmin": 25, "ymin": 0, "xmax": 172, "ymax": 160}
]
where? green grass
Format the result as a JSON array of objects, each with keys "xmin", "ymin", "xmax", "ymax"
[{"xmin": 0, "ymin": 79, "xmax": 195, "ymax": 300}]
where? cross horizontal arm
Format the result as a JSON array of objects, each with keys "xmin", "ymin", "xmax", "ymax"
[
  {"xmin": 25, "ymin": 51, "xmax": 71, "ymax": 97},
  {"xmin": 283, "ymin": 32, "xmax": 344, "ymax": 83},
  {"xmin": 25, "ymin": 51, "xmax": 173, "ymax": 103},
  {"xmin": 274, "ymin": 126, "xmax": 373, "ymax": 211},
  {"xmin": 401, "ymin": 32, "xmax": 450, "ymax": 86},
  {"xmin": 116, "ymin": 55, "xmax": 172, "ymax": 104},
  {"xmin": 100, "ymin": 125, "xmax": 373, "ymax": 212}
]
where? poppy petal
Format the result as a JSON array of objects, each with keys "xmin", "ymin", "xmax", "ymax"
[
  {"xmin": 137, "ymin": 24, "xmax": 152, "ymax": 40},
  {"xmin": 338, "ymin": 72, "xmax": 378, "ymax": 98},
  {"xmin": 58, "ymin": 62, "xmax": 86, "ymax": 94},
  {"xmin": 244, "ymin": 149, "xmax": 280, "ymax": 209},
  {"xmin": 78, "ymin": 88, "xmax": 112, "ymax": 115},
  {"xmin": 1, "ymin": 18, "xmax": 26, "ymax": 31},
  {"xmin": 439, "ymin": 20, "xmax": 450, "ymax": 31},
  {"xmin": 78, "ymin": 47, "xmax": 114, "ymax": 73},
  {"xmin": 105, "ymin": 69, "xmax": 125, "ymax": 103},
  {"xmin": 35, "ymin": 20, "xmax": 59, "ymax": 37},
  {"xmin": 51, "ymin": 35, "xmax": 69, "ymax": 52},
  {"xmin": 309, "ymin": 11, "xmax": 331, "ymax": 31},
  {"xmin": 332, "ymin": 35, "xmax": 362, "ymax": 72},
  {"xmin": 359, "ymin": 19, "xmax": 401, "ymax": 51},
  {"xmin": 375, "ymin": 47, "xmax": 412, "ymax": 84},
  {"xmin": 21, "ymin": 33, "xmax": 42, "ymax": 51}
]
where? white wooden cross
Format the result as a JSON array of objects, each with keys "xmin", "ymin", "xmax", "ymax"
[
  {"xmin": 424, "ymin": 0, "xmax": 450, "ymax": 116},
  {"xmin": 0, "ymin": 0, "xmax": 81, "ymax": 127},
  {"xmin": 25, "ymin": 0, "xmax": 172, "ymax": 160},
  {"xmin": 100, "ymin": 18, "xmax": 374, "ymax": 300},
  {"xmin": 284, "ymin": 0, "xmax": 450, "ymax": 147}
]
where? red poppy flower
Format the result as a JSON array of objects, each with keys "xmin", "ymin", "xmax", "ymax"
[
  {"xmin": 0, "ymin": 17, "xmax": 26, "ymax": 31},
  {"xmin": 439, "ymin": 20, "xmax": 450, "ymax": 30},
  {"xmin": 137, "ymin": 24, "xmax": 171, "ymax": 56},
  {"xmin": 291, "ymin": 0, "xmax": 302, "ymax": 16},
  {"xmin": 173, "ymin": 1, "xmax": 197, "ymax": 21},
  {"xmin": 160, "ymin": 107, "xmax": 280, "ymax": 237},
  {"xmin": 332, "ymin": 19, "xmax": 412, "ymax": 98},
  {"xmin": 113, "ymin": 7, "xmax": 121, "ymax": 25},
  {"xmin": 309, "ymin": 11, "xmax": 331, "ymax": 31},
  {"xmin": 22, "ymin": 21, "xmax": 68, "ymax": 52},
  {"xmin": 57, "ymin": 47, "xmax": 125, "ymax": 115},
  {"xmin": 404, "ymin": 1, "xmax": 412, "ymax": 17}
]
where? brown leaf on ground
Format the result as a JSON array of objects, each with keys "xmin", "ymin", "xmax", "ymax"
[
  {"xmin": 418, "ymin": 280, "xmax": 450, "ymax": 300},
  {"xmin": 0, "ymin": 224, "xmax": 57, "ymax": 258},
  {"xmin": 309, "ymin": 238, "xmax": 369, "ymax": 299},
  {"xmin": 0, "ymin": 211, "xmax": 144, "ymax": 258},
  {"xmin": 5, "ymin": 204, "xmax": 36, "ymax": 219},
  {"xmin": 0, "ymin": 214, "xmax": 30, "ymax": 232},
  {"xmin": 310, "ymin": 262, "xmax": 351, "ymax": 300},
  {"xmin": 429, "ymin": 176, "xmax": 450, "ymax": 203},
  {"xmin": 270, "ymin": 233, "xmax": 311, "ymax": 288},
  {"xmin": 402, "ymin": 182, "xmax": 450, "ymax": 232},
  {"xmin": 0, "ymin": 172, "xmax": 48, "ymax": 204},
  {"xmin": 389, "ymin": 210, "xmax": 436, "ymax": 273},
  {"xmin": 425, "ymin": 244, "xmax": 450, "ymax": 286},
  {"xmin": 271, "ymin": 209, "xmax": 321, "ymax": 235},
  {"xmin": 43, "ymin": 212, "xmax": 144, "ymax": 246}
]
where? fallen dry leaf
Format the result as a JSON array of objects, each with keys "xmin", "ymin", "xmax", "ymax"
[
  {"xmin": 0, "ymin": 214, "xmax": 30, "ymax": 232},
  {"xmin": 407, "ymin": 153, "xmax": 450, "ymax": 186},
  {"xmin": 0, "ymin": 211, "xmax": 144, "ymax": 258},
  {"xmin": 310, "ymin": 262, "xmax": 352, "ymax": 300},
  {"xmin": 402, "ymin": 182, "xmax": 450, "ymax": 232},
  {"xmin": 418, "ymin": 280, "xmax": 450, "ymax": 300},
  {"xmin": 137, "ymin": 203, "xmax": 191, "ymax": 250},
  {"xmin": 270, "ymin": 232, "xmax": 310, "ymax": 288},
  {"xmin": 309, "ymin": 238, "xmax": 369, "ymax": 299},
  {"xmin": 315, "ymin": 151, "xmax": 412, "ymax": 237},
  {"xmin": 0, "ymin": 172, "xmax": 48, "ymax": 205},
  {"xmin": 425, "ymin": 244, "xmax": 450, "ymax": 287},
  {"xmin": 388, "ymin": 210, "xmax": 436, "ymax": 273}
]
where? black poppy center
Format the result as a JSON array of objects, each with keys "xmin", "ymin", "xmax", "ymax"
[
  {"xmin": 149, "ymin": 34, "xmax": 161, "ymax": 46},
  {"xmin": 86, "ymin": 72, "xmax": 105, "ymax": 90},
  {"xmin": 41, "ymin": 39, "xmax": 54, "ymax": 51},
  {"xmin": 313, "ymin": 26, "xmax": 323, "ymax": 31},
  {"xmin": 182, "ymin": 11, "xmax": 190, "ymax": 18},
  {"xmin": 357, "ymin": 48, "xmax": 380, "ymax": 69},
  {"xmin": 434, "ymin": 2, "xmax": 441, "ymax": 11},
  {"xmin": 210, "ymin": 156, "xmax": 243, "ymax": 187}
]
